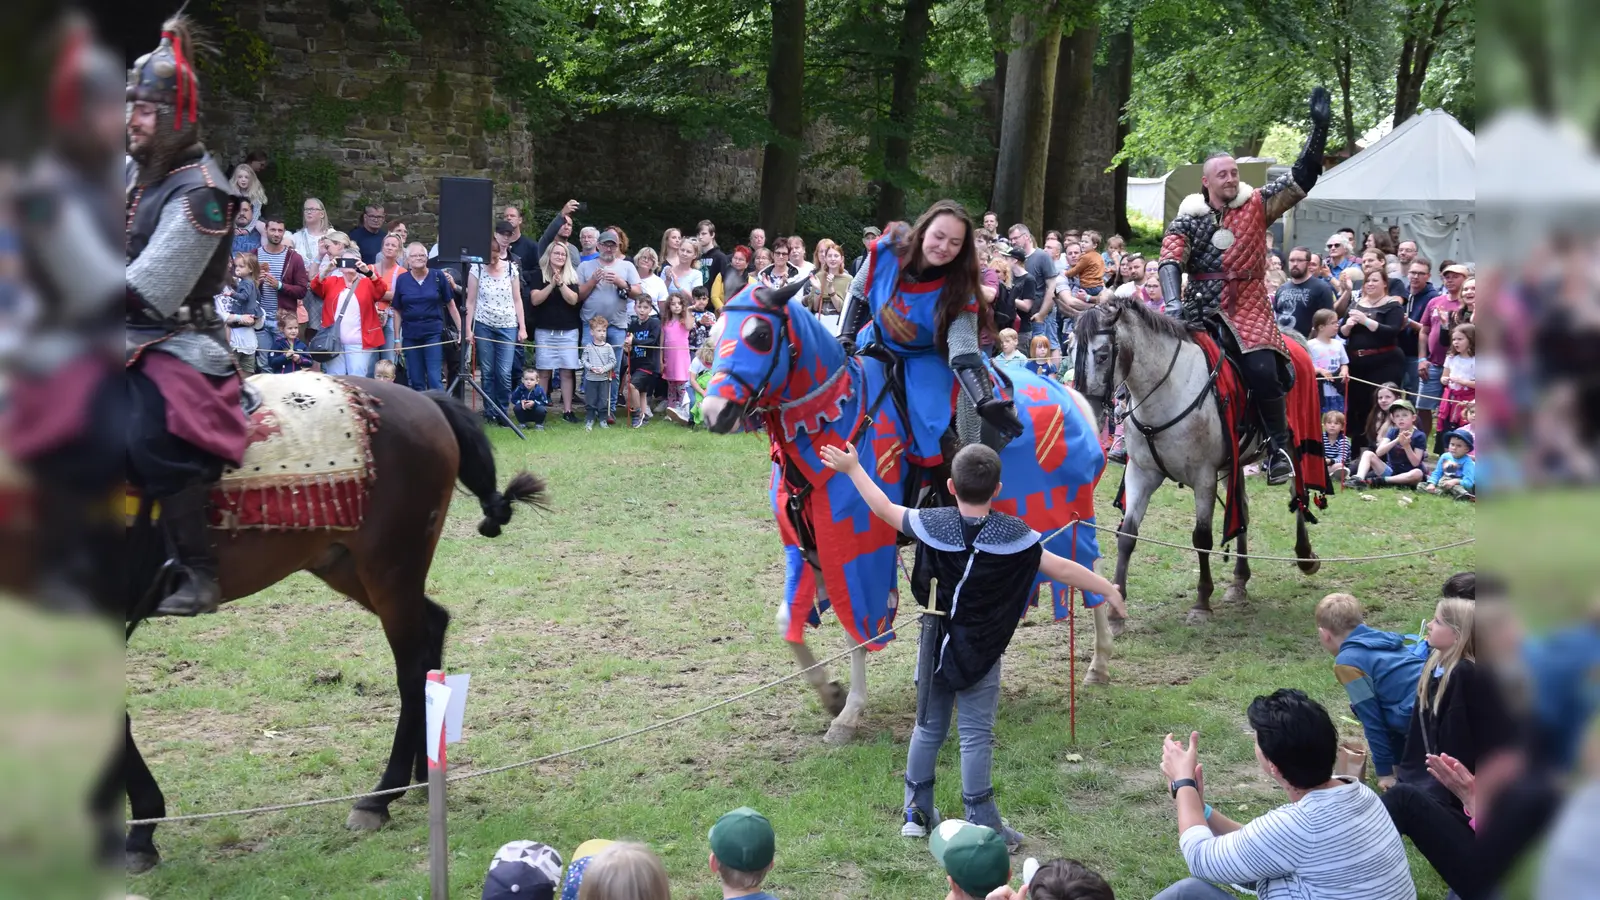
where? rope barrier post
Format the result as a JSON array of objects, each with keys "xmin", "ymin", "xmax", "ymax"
[
  {"xmin": 1068, "ymin": 586, "xmax": 1077, "ymax": 746},
  {"xmin": 426, "ymin": 669, "xmax": 448, "ymax": 900}
]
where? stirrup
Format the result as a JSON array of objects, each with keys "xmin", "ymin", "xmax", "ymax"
[{"xmin": 1266, "ymin": 446, "xmax": 1295, "ymax": 485}]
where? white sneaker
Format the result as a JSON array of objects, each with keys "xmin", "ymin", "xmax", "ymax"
[
  {"xmin": 585, "ymin": 422, "xmax": 593, "ymax": 432},
  {"xmin": 901, "ymin": 806, "xmax": 941, "ymax": 838}
]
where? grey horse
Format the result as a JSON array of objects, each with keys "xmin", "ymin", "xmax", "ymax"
[{"xmin": 1071, "ymin": 297, "xmax": 1320, "ymax": 628}]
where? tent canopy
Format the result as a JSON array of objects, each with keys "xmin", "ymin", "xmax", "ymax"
[{"xmin": 1289, "ymin": 109, "xmax": 1475, "ymax": 265}]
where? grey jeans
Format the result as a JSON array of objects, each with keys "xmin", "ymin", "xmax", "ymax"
[
  {"xmin": 1152, "ymin": 878, "xmax": 1236, "ymax": 900},
  {"xmin": 904, "ymin": 656, "xmax": 1004, "ymax": 829}
]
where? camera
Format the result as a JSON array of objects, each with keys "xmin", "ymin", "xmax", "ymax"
[
  {"xmin": 336, "ymin": 256, "xmax": 360, "ymax": 269},
  {"xmin": 575, "ymin": 201, "xmax": 588, "ymax": 213}
]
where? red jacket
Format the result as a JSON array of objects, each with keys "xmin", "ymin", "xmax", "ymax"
[{"xmin": 310, "ymin": 272, "xmax": 386, "ymax": 350}]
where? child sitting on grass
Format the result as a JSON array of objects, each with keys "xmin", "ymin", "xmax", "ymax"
[
  {"xmin": 687, "ymin": 341, "xmax": 716, "ymax": 429},
  {"xmin": 1315, "ymin": 592, "xmax": 1424, "ymax": 791},
  {"xmin": 1420, "ymin": 430, "xmax": 1476, "ymax": 500},
  {"xmin": 819, "ymin": 441, "xmax": 1122, "ymax": 851},
  {"xmin": 1348, "ymin": 397, "xmax": 1427, "ymax": 488}
]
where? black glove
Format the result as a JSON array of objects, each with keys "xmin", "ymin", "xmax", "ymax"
[
  {"xmin": 1293, "ymin": 87, "xmax": 1332, "ymax": 193},
  {"xmin": 952, "ymin": 354, "xmax": 1024, "ymax": 443},
  {"xmin": 977, "ymin": 395, "xmax": 1025, "ymax": 442}
]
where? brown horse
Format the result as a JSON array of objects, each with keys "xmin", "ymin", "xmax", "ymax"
[{"xmin": 109, "ymin": 379, "xmax": 544, "ymax": 874}]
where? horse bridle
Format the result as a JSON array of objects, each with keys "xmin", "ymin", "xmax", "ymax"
[{"xmin": 719, "ymin": 300, "xmax": 797, "ymax": 422}]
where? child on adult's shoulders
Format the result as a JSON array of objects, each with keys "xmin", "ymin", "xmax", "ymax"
[
  {"xmin": 1315, "ymin": 592, "xmax": 1425, "ymax": 791},
  {"xmin": 1347, "ymin": 397, "xmax": 1426, "ymax": 489},
  {"xmin": 1420, "ymin": 430, "xmax": 1475, "ymax": 500}
]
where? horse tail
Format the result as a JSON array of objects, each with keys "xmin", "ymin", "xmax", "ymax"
[{"xmin": 424, "ymin": 392, "xmax": 549, "ymax": 537}]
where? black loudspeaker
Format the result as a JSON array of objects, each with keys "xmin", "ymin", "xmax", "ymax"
[{"xmin": 437, "ymin": 176, "xmax": 493, "ymax": 263}]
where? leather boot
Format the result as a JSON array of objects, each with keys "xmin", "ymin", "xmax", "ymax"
[
  {"xmin": 153, "ymin": 483, "xmax": 221, "ymax": 617},
  {"xmin": 1259, "ymin": 396, "xmax": 1296, "ymax": 486}
]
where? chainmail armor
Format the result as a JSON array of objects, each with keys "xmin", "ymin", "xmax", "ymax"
[{"xmin": 126, "ymin": 191, "xmax": 228, "ymax": 319}]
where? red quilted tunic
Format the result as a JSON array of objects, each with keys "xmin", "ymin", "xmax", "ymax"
[{"xmin": 1161, "ymin": 176, "xmax": 1307, "ymax": 357}]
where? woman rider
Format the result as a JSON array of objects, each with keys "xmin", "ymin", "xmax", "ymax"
[{"xmin": 838, "ymin": 200, "xmax": 1024, "ymax": 462}]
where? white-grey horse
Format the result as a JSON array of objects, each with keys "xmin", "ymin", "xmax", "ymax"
[{"xmin": 1071, "ymin": 296, "xmax": 1320, "ymax": 627}]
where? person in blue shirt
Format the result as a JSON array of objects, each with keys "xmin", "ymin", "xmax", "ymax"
[
  {"xmin": 1421, "ymin": 430, "xmax": 1476, "ymax": 499},
  {"xmin": 1349, "ymin": 397, "xmax": 1427, "ymax": 488},
  {"xmin": 1316, "ymin": 592, "xmax": 1425, "ymax": 789},
  {"xmin": 389, "ymin": 242, "xmax": 460, "ymax": 391},
  {"xmin": 266, "ymin": 315, "xmax": 313, "ymax": 373},
  {"xmin": 508, "ymin": 370, "xmax": 548, "ymax": 430}
]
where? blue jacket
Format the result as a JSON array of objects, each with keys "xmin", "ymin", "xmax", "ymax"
[
  {"xmin": 509, "ymin": 383, "xmax": 547, "ymax": 408},
  {"xmin": 1428, "ymin": 453, "xmax": 1476, "ymax": 491},
  {"xmin": 1335, "ymin": 624, "xmax": 1425, "ymax": 775},
  {"xmin": 1524, "ymin": 624, "xmax": 1600, "ymax": 771}
]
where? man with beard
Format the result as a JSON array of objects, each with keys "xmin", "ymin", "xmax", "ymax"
[
  {"xmin": 124, "ymin": 14, "xmax": 250, "ymax": 616},
  {"xmin": 1160, "ymin": 88, "xmax": 1332, "ymax": 485},
  {"xmin": 1271, "ymin": 246, "xmax": 1335, "ymax": 337}
]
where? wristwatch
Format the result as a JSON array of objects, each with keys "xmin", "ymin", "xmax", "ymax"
[{"xmin": 1169, "ymin": 777, "xmax": 1199, "ymax": 799}]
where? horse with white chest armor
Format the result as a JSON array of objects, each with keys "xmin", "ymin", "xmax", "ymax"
[{"xmin": 700, "ymin": 277, "xmax": 1114, "ymax": 743}]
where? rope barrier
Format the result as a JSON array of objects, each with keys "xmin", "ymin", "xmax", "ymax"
[
  {"xmin": 1040, "ymin": 517, "xmax": 1473, "ymax": 564},
  {"xmin": 1341, "ymin": 371, "xmax": 1462, "ymax": 406},
  {"xmin": 126, "ymin": 624, "xmax": 897, "ymax": 827}
]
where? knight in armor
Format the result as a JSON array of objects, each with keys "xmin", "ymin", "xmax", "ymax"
[
  {"xmin": 835, "ymin": 200, "xmax": 1024, "ymax": 464},
  {"xmin": 125, "ymin": 15, "xmax": 251, "ymax": 616},
  {"xmin": 1158, "ymin": 87, "xmax": 1332, "ymax": 485},
  {"xmin": 1, "ymin": 14, "xmax": 126, "ymax": 611}
]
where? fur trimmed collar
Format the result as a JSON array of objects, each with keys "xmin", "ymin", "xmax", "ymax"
[{"xmin": 1178, "ymin": 182, "xmax": 1255, "ymax": 218}]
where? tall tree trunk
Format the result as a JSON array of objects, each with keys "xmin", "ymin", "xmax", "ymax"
[
  {"xmin": 992, "ymin": 9, "xmax": 1061, "ymax": 233},
  {"xmin": 986, "ymin": 0, "xmax": 1009, "ymax": 198},
  {"xmin": 1108, "ymin": 24, "xmax": 1134, "ymax": 237},
  {"xmin": 1041, "ymin": 17, "xmax": 1099, "ymax": 230},
  {"xmin": 760, "ymin": 0, "xmax": 806, "ymax": 235},
  {"xmin": 1393, "ymin": 0, "xmax": 1457, "ymax": 126},
  {"xmin": 1337, "ymin": 46, "xmax": 1357, "ymax": 154},
  {"xmin": 874, "ymin": 0, "xmax": 933, "ymax": 225}
]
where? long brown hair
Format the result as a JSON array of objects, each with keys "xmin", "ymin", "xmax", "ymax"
[{"xmin": 895, "ymin": 200, "xmax": 992, "ymax": 351}]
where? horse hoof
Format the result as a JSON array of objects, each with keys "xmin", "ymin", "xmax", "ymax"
[
  {"xmin": 345, "ymin": 807, "xmax": 390, "ymax": 832},
  {"xmin": 821, "ymin": 681, "xmax": 848, "ymax": 718},
  {"xmin": 1223, "ymin": 585, "xmax": 1249, "ymax": 605},
  {"xmin": 126, "ymin": 850, "xmax": 160, "ymax": 875},
  {"xmin": 823, "ymin": 722, "xmax": 858, "ymax": 744},
  {"xmin": 1185, "ymin": 608, "xmax": 1213, "ymax": 626},
  {"xmin": 1083, "ymin": 668, "xmax": 1110, "ymax": 686},
  {"xmin": 1108, "ymin": 615, "xmax": 1129, "ymax": 637}
]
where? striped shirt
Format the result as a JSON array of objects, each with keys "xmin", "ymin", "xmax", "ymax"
[
  {"xmin": 1323, "ymin": 432, "xmax": 1351, "ymax": 469},
  {"xmin": 1179, "ymin": 777, "xmax": 1415, "ymax": 900},
  {"xmin": 257, "ymin": 246, "xmax": 288, "ymax": 331}
]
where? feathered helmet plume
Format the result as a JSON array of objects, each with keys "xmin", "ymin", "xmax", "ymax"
[{"xmin": 127, "ymin": 14, "xmax": 206, "ymax": 130}]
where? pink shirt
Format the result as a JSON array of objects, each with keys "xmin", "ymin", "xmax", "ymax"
[{"xmin": 1421, "ymin": 294, "xmax": 1462, "ymax": 365}]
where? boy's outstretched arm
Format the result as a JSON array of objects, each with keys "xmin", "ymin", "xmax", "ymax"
[
  {"xmin": 1038, "ymin": 551, "xmax": 1126, "ymax": 618},
  {"xmin": 819, "ymin": 442, "xmax": 911, "ymax": 535}
]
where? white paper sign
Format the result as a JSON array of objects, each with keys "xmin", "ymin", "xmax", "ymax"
[
  {"xmin": 424, "ymin": 681, "xmax": 452, "ymax": 763},
  {"xmin": 443, "ymin": 673, "xmax": 471, "ymax": 744}
]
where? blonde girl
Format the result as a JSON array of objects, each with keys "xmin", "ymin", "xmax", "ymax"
[
  {"xmin": 230, "ymin": 164, "xmax": 267, "ymax": 234},
  {"xmin": 1438, "ymin": 323, "xmax": 1476, "ymax": 439},
  {"xmin": 659, "ymin": 228, "xmax": 683, "ymax": 274},
  {"xmin": 576, "ymin": 842, "xmax": 670, "ymax": 900}
]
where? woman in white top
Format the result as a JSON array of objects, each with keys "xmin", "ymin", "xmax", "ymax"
[
  {"xmin": 292, "ymin": 197, "xmax": 332, "ymax": 269},
  {"xmin": 463, "ymin": 221, "xmax": 527, "ymax": 425},
  {"xmin": 663, "ymin": 240, "xmax": 703, "ymax": 304},
  {"xmin": 633, "ymin": 247, "xmax": 670, "ymax": 318}
]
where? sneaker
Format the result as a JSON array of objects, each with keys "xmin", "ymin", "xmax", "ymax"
[
  {"xmin": 999, "ymin": 821, "xmax": 1026, "ymax": 853},
  {"xmin": 631, "ymin": 415, "xmax": 644, "ymax": 428},
  {"xmin": 900, "ymin": 806, "xmax": 941, "ymax": 839},
  {"xmin": 585, "ymin": 422, "xmax": 593, "ymax": 432},
  {"xmin": 562, "ymin": 411, "xmax": 578, "ymax": 424},
  {"xmin": 665, "ymin": 406, "xmax": 688, "ymax": 426},
  {"xmin": 600, "ymin": 421, "xmax": 610, "ymax": 429},
  {"xmin": 534, "ymin": 423, "xmax": 545, "ymax": 431}
]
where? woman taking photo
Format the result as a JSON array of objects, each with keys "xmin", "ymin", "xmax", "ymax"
[
  {"xmin": 530, "ymin": 241, "xmax": 583, "ymax": 422},
  {"xmin": 308, "ymin": 248, "xmax": 385, "ymax": 377},
  {"xmin": 1342, "ymin": 267, "xmax": 1408, "ymax": 455},
  {"xmin": 464, "ymin": 220, "xmax": 527, "ymax": 425}
]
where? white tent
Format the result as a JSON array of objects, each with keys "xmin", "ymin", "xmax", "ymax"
[
  {"xmin": 1127, "ymin": 174, "xmax": 1168, "ymax": 222},
  {"xmin": 1289, "ymin": 108, "xmax": 1475, "ymax": 267}
]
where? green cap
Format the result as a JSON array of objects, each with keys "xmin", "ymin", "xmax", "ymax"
[
  {"xmin": 708, "ymin": 807, "xmax": 775, "ymax": 872},
  {"xmin": 929, "ymin": 820, "xmax": 1010, "ymax": 896},
  {"xmin": 1389, "ymin": 397, "xmax": 1416, "ymax": 414}
]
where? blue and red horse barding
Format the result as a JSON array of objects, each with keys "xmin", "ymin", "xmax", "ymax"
[{"xmin": 704, "ymin": 279, "xmax": 1109, "ymax": 655}]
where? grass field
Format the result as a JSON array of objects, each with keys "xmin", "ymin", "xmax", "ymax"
[{"xmin": 118, "ymin": 419, "xmax": 1474, "ymax": 899}]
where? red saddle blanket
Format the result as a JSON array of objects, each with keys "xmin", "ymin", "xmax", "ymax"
[{"xmin": 1192, "ymin": 331, "xmax": 1331, "ymax": 544}]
